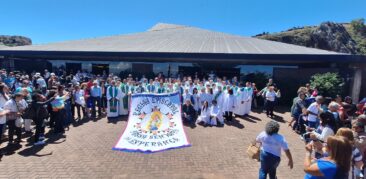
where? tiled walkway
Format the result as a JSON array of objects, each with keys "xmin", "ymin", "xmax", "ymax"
[{"xmin": 0, "ymin": 108, "xmax": 305, "ymax": 179}]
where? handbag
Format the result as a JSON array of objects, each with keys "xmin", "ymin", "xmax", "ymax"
[
  {"xmin": 247, "ymin": 143, "xmax": 261, "ymax": 161},
  {"xmin": 22, "ymin": 103, "xmax": 35, "ymax": 119},
  {"xmin": 14, "ymin": 99, "xmax": 24, "ymax": 128},
  {"xmin": 5, "ymin": 99, "xmax": 20, "ymax": 120},
  {"xmin": 15, "ymin": 117, "xmax": 24, "ymax": 128}
]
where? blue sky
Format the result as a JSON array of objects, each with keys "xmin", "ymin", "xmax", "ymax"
[{"xmin": 1, "ymin": 0, "xmax": 365, "ymax": 44}]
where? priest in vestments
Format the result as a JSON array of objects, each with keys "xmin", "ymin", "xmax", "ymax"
[
  {"xmin": 234, "ymin": 83, "xmax": 246, "ymax": 116},
  {"xmin": 242, "ymin": 82, "xmax": 253, "ymax": 115},
  {"xmin": 107, "ymin": 81, "xmax": 121, "ymax": 118},
  {"xmin": 213, "ymin": 85, "xmax": 225, "ymax": 109},
  {"xmin": 119, "ymin": 82, "xmax": 129, "ymax": 115}
]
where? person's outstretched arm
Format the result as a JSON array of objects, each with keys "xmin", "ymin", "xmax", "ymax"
[{"xmin": 284, "ymin": 149, "xmax": 293, "ymax": 169}]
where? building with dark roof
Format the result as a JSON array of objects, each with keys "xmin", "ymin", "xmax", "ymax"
[{"xmin": 0, "ymin": 23, "xmax": 365, "ymax": 103}]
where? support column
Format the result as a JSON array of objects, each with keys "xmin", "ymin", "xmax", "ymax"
[{"xmin": 351, "ymin": 68, "xmax": 362, "ymax": 103}]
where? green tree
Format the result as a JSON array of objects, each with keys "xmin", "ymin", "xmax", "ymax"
[
  {"xmin": 359, "ymin": 39, "xmax": 366, "ymax": 54},
  {"xmin": 309, "ymin": 72, "xmax": 344, "ymax": 97},
  {"xmin": 350, "ymin": 18, "xmax": 366, "ymax": 36},
  {"xmin": 241, "ymin": 71, "xmax": 270, "ymax": 90}
]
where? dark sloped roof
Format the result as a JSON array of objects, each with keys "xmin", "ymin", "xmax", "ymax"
[{"xmin": 0, "ymin": 23, "xmax": 341, "ymax": 55}]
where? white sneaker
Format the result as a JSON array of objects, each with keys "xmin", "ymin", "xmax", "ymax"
[{"xmin": 34, "ymin": 141, "xmax": 46, "ymax": 146}]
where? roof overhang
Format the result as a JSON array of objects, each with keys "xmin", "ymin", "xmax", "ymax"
[{"xmin": 0, "ymin": 50, "xmax": 365, "ymax": 65}]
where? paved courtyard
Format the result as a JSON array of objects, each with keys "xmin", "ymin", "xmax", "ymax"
[{"xmin": 0, "ymin": 108, "xmax": 306, "ymax": 179}]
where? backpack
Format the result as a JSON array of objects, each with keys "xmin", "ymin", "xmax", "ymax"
[
  {"xmin": 37, "ymin": 107, "xmax": 49, "ymax": 119},
  {"xmin": 22, "ymin": 103, "xmax": 35, "ymax": 119}
]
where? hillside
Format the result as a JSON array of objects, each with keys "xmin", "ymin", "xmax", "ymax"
[
  {"xmin": 0, "ymin": 35, "xmax": 32, "ymax": 47},
  {"xmin": 254, "ymin": 19, "xmax": 366, "ymax": 55}
]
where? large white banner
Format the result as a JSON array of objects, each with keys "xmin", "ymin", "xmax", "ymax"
[{"xmin": 113, "ymin": 92, "xmax": 191, "ymax": 153}]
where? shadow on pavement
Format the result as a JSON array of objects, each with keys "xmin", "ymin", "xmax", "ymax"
[
  {"xmin": 73, "ymin": 116, "xmax": 104, "ymax": 127},
  {"xmin": 224, "ymin": 118, "xmax": 244, "ymax": 129},
  {"xmin": 107, "ymin": 116, "xmax": 128, "ymax": 124},
  {"xmin": 17, "ymin": 132, "xmax": 66, "ymax": 157},
  {"xmin": 2, "ymin": 143, "xmax": 22, "ymax": 156},
  {"xmin": 237, "ymin": 114, "xmax": 263, "ymax": 123},
  {"xmin": 271, "ymin": 115, "xmax": 286, "ymax": 123}
]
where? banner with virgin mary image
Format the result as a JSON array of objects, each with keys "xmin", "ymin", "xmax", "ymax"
[{"xmin": 113, "ymin": 92, "xmax": 191, "ymax": 153}]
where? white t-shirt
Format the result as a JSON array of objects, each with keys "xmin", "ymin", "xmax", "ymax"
[
  {"xmin": 210, "ymin": 105, "xmax": 221, "ymax": 118},
  {"xmin": 74, "ymin": 90, "xmax": 85, "ymax": 106},
  {"xmin": 307, "ymin": 102, "xmax": 320, "ymax": 122},
  {"xmin": 265, "ymin": 91, "xmax": 277, "ymax": 102},
  {"xmin": 312, "ymin": 125, "xmax": 334, "ymax": 142},
  {"xmin": 256, "ymin": 131, "xmax": 289, "ymax": 157},
  {"xmin": 3, "ymin": 99, "xmax": 27, "ymax": 112}
]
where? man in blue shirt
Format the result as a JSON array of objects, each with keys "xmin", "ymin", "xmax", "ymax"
[{"xmin": 90, "ymin": 81, "xmax": 102, "ymax": 118}]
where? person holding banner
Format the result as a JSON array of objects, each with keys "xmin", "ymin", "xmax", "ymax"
[
  {"xmin": 126, "ymin": 81, "xmax": 135, "ymax": 95},
  {"xmin": 107, "ymin": 81, "xmax": 121, "ymax": 118},
  {"xmin": 166, "ymin": 83, "xmax": 174, "ymax": 93},
  {"xmin": 135, "ymin": 82, "xmax": 145, "ymax": 94}
]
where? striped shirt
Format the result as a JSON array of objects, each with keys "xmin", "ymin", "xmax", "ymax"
[{"xmin": 353, "ymin": 147, "xmax": 363, "ymax": 162}]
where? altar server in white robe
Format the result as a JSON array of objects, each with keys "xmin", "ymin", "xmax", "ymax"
[
  {"xmin": 199, "ymin": 88, "xmax": 211, "ymax": 108},
  {"xmin": 210, "ymin": 100, "xmax": 224, "ymax": 126},
  {"xmin": 242, "ymin": 82, "xmax": 253, "ymax": 115},
  {"xmin": 188, "ymin": 82, "xmax": 195, "ymax": 94},
  {"xmin": 234, "ymin": 83, "xmax": 246, "ymax": 116},
  {"xmin": 207, "ymin": 88, "xmax": 214, "ymax": 106},
  {"xmin": 191, "ymin": 88, "xmax": 200, "ymax": 112},
  {"xmin": 182, "ymin": 89, "xmax": 192, "ymax": 104},
  {"xmin": 223, "ymin": 88, "xmax": 236, "ymax": 121},
  {"xmin": 107, "ymin": 81, "xmax": 121, "ymax": 118},
  {"xmin": 196, "ymin": 101, "xmax": 210, "ymax": 125},
  {"xmin": 213, "ymin": 85, "xmax": 225, "ymax": 109}
]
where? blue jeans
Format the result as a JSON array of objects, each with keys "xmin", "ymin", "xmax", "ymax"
[
  {"xmin": 182, "ymin": 114, "xmax": 192, "ymax": 122},
  {"xmin": 259, "ymin": 150, "xmax": 281, "ymax": 179},
  {"xmin": 308, "ymin": 121, "xmax": 318, "ymax": 128}
]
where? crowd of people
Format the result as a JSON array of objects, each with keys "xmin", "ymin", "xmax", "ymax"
[
  {"xmin": 255, "ymin": 83, "xmax": 366, "ymax": 179},
  {"xmin": 2, "ymin": 67, "xmax": 366, "ymax": 179},
  {"xmin": 0, "ymin": 68, "xmax": 280, "ymax": 149}
]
